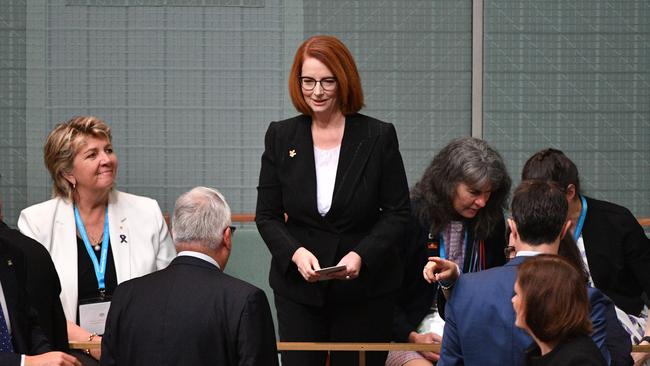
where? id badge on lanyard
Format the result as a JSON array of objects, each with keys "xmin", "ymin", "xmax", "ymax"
[
  {"xmin": 75, "ymin": 205, "xmax": 112, "ymax": 335},
  {"xmin": 79, "ymin": 298, "xmax": 111, "ymax": 335}
]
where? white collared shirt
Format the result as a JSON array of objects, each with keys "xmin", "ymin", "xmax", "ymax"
[
  {"xmin": 177, "ymin": 251, "xmax": 220, "ymax": 269},
  {"xmin": 515, "ymin": 251, "xmax": 542, "ymax": 258},
  {"xmin": 314, "ymin": 145, "xmax": 341, "ymax": 216}
]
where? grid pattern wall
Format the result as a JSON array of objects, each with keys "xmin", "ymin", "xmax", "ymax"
[
  {"xmin": 302, "ymin": 1, "xmax": 473, "ymax": 181},
  {"xmin": 1, "ymin": 0, "xmax": 472, "ymax": 225},
  {"xmin": 483, "ymin": 0, "xmax": 650, "ymax": 217},
  {"xmin": 0, "ymin": 0, "xmax": 27, "ymax": 225},
  {"xmin": 23, "ymin": 0, "xmax": 289, "ymax": 222}
]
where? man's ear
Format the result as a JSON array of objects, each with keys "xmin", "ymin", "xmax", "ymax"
[
  {"xmin": 222, "ymin": 226, "xmax": 233, "ymax": 252},
  {"xmin": 565, "ymin": 184, "xmax": 577, "ymax": 201},
  {"xmin": 507, "ymin": 218, "xmax": 519, "ymax": 243}
]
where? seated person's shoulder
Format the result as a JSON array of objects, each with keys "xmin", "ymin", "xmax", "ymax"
[
  {"xmin": 111, "ymin": 191, "xmax": 163, "ymax": 217},
  {"xmin": 20, "ymin": 196, "xmax": 64, "ymax": 217},
  {"xmin": 586, "ymin": 196, "xmax": 637, "ymax": 222}
]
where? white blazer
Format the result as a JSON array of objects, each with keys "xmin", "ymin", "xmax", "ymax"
[{"xmin": 17, "ymin": 190, "xmax": 176, "ymax": 321}]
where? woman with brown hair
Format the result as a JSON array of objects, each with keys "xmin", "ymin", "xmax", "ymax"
[
  {"xmin": 513, "ymin": 254, "xmax": 607, "ymax": 365},
  {"xmin": 255, "ymin": 34, "xmax": 411, "ymax": 366}
]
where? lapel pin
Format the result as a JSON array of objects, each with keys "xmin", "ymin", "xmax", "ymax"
[
  {"xmin": 289, "ymin": 149, "xmax": 296, "ymax": 158},
  {"xmin": 120, "ymin": 234, "xmax": 128, "ymax": 244},
  {"xmin": 6, "ymin": 259, "xmax": 12, "ymax": 266}
]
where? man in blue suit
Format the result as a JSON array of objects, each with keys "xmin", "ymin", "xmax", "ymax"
[{"xmin": 430, "ymin": 180, "xmax": 625, "ymax": 366}]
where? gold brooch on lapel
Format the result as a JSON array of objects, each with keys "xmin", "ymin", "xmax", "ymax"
[{"xmin": 289, "ymin": 149, "xmax": 297, "ymax": 158}]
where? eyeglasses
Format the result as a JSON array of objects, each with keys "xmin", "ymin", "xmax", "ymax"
[
  {"xmin": 299, "ymin": 77, "xmax": 337, "ymax": 91},
  {"xmin": 229, "ymin": 226, "xmax": 237, "ymax": 234}
]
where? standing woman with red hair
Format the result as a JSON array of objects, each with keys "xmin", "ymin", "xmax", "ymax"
[{"xmin": 256, "ymin": 35, "xmax": 410, "ymax": 366}]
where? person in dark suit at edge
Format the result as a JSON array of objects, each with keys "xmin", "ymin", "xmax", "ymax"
[
  {"xmin": 0, "ymin": 194, "xmax": 79, "ymax": 366},
  {"xmin": 101, "ymin": 186, "xmax": 278, "ymax": 366},
  {"xmin": 0, "ymin": 195, "xmax": 69, "ymax": 353}
]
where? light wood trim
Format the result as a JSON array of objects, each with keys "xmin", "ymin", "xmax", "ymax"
[
  {"xmin": 70, "ymin": 341, "xmax": 100, "ymax": 349},
  {"xmin": 165, "ymin": 215, "xmax": 648, "ymax": 226},
  {"xmin": 70, "ymin": 341, "xmax": 650, "ymax": 353},
  {"xmin": 232, "ymin": 213, "xmax": 255, "ymax": 222},
  {"xmin": 277, "ymin": 342, "xmax": 440, "ymax": 352}
]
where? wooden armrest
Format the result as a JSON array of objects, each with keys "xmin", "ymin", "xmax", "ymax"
[
  {"xmin": 70, "ymin": 340, "xmax": 650, "ymax": 353},
  {"xmin": 69, "ymin": 340, "xmax": 101, "ymax": 349},
  {"xmin": 277, "ymin": 342, "xmax": 440, "ymax": 352}
]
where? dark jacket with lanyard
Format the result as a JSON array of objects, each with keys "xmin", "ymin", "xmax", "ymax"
[
  {"xmin": 580, "ymin": 196, "xmax": 650, "ymax": 316},
  {"xmin": 392, "ymin": 202, "xmax": 507, "ymax": 341}
]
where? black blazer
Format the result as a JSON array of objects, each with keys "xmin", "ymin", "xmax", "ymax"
[
  {"xmin": 582, "ymin": 196, "xmax": 650, "ymax": 315},
  {"xmin": 0, "ymin": 240, "xmax": 51, "ymax": 366},
  {"xmin": 392, "ymin": 205, "xmax": 506, "ymax": 341},
  {"xmin": 524, "ymin": 335, "xmax": 607, "ymax": 366},
  {"xmin": 0, "ymin": 221, "xmax": 68, "ymax": 352},
  {"xmin": 101, "ymin": 255, "xmax": 278, "ymax": 366},
  {"xmin": 256, "ymin": 113, "xmax": 410, "ymax": 305}
]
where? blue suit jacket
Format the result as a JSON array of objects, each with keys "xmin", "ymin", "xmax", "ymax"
[{"xmin": 438, "ymin": 256, "xmax": 613, "ymax": 366}]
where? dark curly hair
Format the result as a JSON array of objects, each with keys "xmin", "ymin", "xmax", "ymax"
[{"xmin": 411, "ymin": 137, "xmax": 511, "ymax": 239}]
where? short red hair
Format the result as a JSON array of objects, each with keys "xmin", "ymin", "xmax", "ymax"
[{"xmin": 288, "ymin": 35, "xmax": 364, "ymax": 116}]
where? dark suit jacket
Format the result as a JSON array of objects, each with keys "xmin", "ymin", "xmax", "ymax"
[
  {"xmin": 100, "ymin": 255, "xmax": 278, "ymax": 366},
  {"xmin": 0, "ymin": 241, "xmax": 51, "ymax": 365},
  {"xmin": 256, "ymin": 113, "xmax": 410, "ymax": 305},
  {"xmin": 0, "ymin": 221, "xmax": 68, "ymax": 352},
  {"xmin": 437, "ymin": 256, "xmax": 616, "ymax": 366},
  {"xmin": 582, "ymin": 196, "xmax": 650, "ymax": 315},
  {"xmin": 392, "ymin": 207, "xmax": 506, "ymax": 341}
]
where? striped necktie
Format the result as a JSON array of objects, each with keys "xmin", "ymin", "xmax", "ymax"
[{"xmin": 0, "ymin": 305, "xmax": 14, "ymax": 352}]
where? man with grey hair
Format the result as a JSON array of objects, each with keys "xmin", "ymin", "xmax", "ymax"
[{"xmin": 101, "ymin": 187, "xmax": 278, "ymax": 366}]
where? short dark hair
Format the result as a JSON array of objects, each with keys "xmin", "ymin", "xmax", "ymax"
[
  {"xmin": 288, "ymin": 35, "xmax": 364, "ymax": 116},
  {"xmin": 517, "ymin": 254, "xmax": 592, "ymax": 343},
  {"xmin": 521, "ymin": 148, "xmax": 580, "ymax": 193},
  {"xmin": 511, "ymin": 180, "xmax": 567, "ymax": 245}
]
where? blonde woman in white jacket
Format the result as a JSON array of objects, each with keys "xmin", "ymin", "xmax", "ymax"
[{"xmin": 18, "ymin": 116, "xmax": 175, "ymax": 364}]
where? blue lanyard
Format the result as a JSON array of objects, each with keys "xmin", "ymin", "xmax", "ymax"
[
  {"xmin": 438, "ymin": 226, "xmax": 468, "ymax": 261},
  {"xmin": 573, "ymin": 194, "xmax": 588, "ymax": 242},
  {"xmin": 74, "ymin": 205, "xmax": 110, "ymax": 290}
]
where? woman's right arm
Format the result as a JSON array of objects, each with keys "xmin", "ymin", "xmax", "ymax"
[
  {"xmin": 66, "ymin": 321, "xmax": 101, "ymax": 360},
  {"xmin": 255, "ymin": 123, "xmax": 320, "ymax": 280}
]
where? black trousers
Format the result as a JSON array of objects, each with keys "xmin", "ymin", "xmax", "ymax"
[{"xmin": 275, "ymin": 292, "xmax": 395, "ymax": 366}]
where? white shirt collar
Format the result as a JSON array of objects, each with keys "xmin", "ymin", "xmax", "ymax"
[
  {"xmin": 177, "ymin": 251, "xmax": 220, "ymax": 269},
  {"xmin": 515, "ymin": 251, "xmax": 542, "ymax": 258}
]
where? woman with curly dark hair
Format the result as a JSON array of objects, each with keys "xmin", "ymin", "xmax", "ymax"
[{"xmin": 387, "ymin": 136, "xmax": 511, "ymax": 366}]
